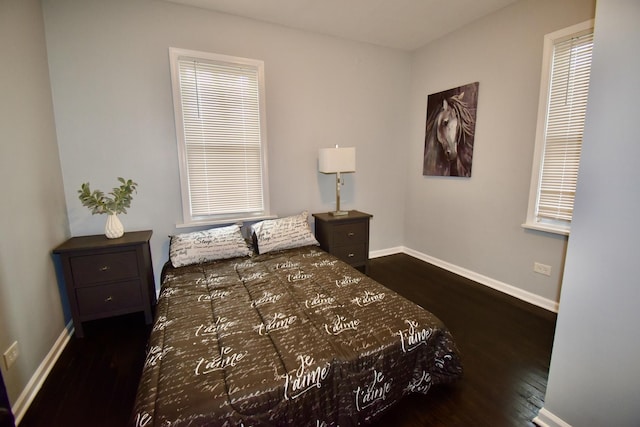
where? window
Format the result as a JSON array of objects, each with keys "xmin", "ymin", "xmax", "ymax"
[
  {"xmin": 524, "ymin": 21, "xmax": 594, "ymax": 235},
  {"xmin": 169, "ymin": 48, "xmax": 270, "ymax": 226}
]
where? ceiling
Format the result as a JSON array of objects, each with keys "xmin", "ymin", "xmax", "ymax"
[{"xmin": 164, "ymin": 0, "xmax": 520, "ymax": 51}]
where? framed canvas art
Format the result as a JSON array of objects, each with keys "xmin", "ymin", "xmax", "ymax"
[{"xmin": 423, "ymin": 82, "xmax": 479, "ymax": 177}]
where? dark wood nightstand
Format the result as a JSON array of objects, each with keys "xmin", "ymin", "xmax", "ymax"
[
  {"xmin": 312, "ymin": 211, "xmax": 373, "ymax": 274},
  {"xmin": 53, "ymin": 230, "xmax": 155, "ymax": 338}
]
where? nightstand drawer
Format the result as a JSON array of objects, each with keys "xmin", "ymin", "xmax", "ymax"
[
  {"xmin": 332, "ymin": 222, "xmax": 368, "ymax": 246},
  {"xmin": 332, "ymin": 243, "xmax": 367, "ymax": 265},
  {"xmin": 76, "ymin": 280, "xmax": 143, "ymax": 317},
  {"xmin": 70, "ymin": 251, "xmax": 139, "ymax": 286}
]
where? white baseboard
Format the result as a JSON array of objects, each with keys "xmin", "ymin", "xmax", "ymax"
[
  {"xmin": 533, "ymin": 408, "xmax": 572, "ymax": 427},
  {"xmin": 370, "ymin": 246, "xmax": 404, "ymax": 259},
  {"xmin": 13, "ymin": 322, "xmax": 73, "ymax": 425},
  {"xmin": 371, "ymin": 246, "xmax": 559, "ymax": 313}
]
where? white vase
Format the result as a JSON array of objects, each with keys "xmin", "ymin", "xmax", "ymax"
[{"xmin": 105, "ymin": 213, "xmax": 124, "ymax": 239}]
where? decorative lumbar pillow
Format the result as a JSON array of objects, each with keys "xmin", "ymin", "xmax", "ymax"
[
  {"xmin": 169, "ymin": 224, "xmax": 252, "ymax": 268},
  {"xmin": 251, "ymin": 211, "xmax": 319, "ymax": 254}
]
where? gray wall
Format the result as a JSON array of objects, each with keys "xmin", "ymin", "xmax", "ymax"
[
  {"xmin": 540, "ymin": 0, "xmax": 640, "ymax": 424},
  {"xmin": 406, "ymin": 0, "xmax": 594, "ymax": 305},
  {"xmin": 0, "ymin": 0, "xmax": 69, "ymax": 407},
  {"xmin": 42, "ymin": 0, "xmax": 596, "ymax": 312},
  {"xmin": 42, "ymin": 0, "xmax": 411, "ymax": 288}
]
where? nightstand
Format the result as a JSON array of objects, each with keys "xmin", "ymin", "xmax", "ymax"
[
  {"xmin": 312, "ymin": 211, "xmax": 373, "ymax": 274},
  {"xmin": 53, "ymin": 230, "xmax": 155, "ymax": 338}
]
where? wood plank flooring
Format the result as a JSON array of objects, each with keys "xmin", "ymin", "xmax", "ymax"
[
  {"xmin": 18, "ymin": 311, "xmax": 150, "ymax": 427},
  {"xmin": 19, "ymin": 253, "xmax": 556, "ymax": 426},
  {"xmin": 369, "ymin": 254, "xmax": 556, "ymax": 427}
]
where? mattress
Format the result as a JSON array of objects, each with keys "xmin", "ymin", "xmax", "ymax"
[{"xmin": 132, "ymin": 246, "xmax": 462, "ymax": 426}]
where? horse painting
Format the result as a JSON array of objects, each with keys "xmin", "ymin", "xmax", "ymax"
[{"xmin": 423, "ymin": 82, "xmax": 478, "ymax": 177}]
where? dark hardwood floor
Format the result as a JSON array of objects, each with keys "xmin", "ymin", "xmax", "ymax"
[
  {"xmin": 19, "ymin": 253, "xmax": 556, "ymax": 426},
  {"xmin": 369, "ymin": 255, "xmax": 556, "ymax": 427}
]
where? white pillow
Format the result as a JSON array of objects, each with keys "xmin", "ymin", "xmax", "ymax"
[
  {"xmin": 169, "ymin": 224, "xmax": 252, "ymax": 268},
  {"xmin": 251, "ymin": 211, "xmax": 319, "ymax": 254}
]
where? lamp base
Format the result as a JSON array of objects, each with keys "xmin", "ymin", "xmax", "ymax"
[{"xmin": 329, "ymin": 210, "xmax": 350, "ymax": 216}]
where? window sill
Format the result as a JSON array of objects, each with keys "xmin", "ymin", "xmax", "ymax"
[
  {"xmin": 521, "ymin": 222, "xmax": 570, "ymax": 236},
  {"xmin": 177, "ymin": 214, "xmax": 277, "ymax": 229}
]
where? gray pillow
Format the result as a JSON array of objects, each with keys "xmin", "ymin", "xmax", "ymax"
[
  {"xmin": 251, "ymin": 211, "xmax": 319, "ymax": 254},
  {"xmin": 169, "ymin": 224, "xmax": 252, "ymax": 268}
]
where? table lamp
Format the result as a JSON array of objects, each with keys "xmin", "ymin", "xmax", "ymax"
[{"xmin": 319, "ymin": 146, "xmax": 356, "ymax": 216}]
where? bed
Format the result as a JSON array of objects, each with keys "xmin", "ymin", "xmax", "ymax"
[{"xmin": 131, "ymin": 213, "xmax": 462, "ymax": 426}]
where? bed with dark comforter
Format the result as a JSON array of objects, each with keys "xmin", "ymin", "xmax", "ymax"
[{"xmin": 132, "ymin": 241, "xmax": 462, "ymax": 426}]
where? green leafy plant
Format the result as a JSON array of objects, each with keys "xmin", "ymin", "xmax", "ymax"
[{"xmin": 78, "ymin": 177, "xmax": 138, "ymax": 215}]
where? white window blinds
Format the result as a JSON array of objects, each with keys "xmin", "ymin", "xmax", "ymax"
[
  {"xmin": 537, "ymin": 29, "xmax": 594, "ymax": 223},
  {"xmin": 170, "ymin": 49, "xmax": 269, "ymax": 224},
  {"xmin": 524, "ymin": 21, "xmax": 594, "ymax": 235}
]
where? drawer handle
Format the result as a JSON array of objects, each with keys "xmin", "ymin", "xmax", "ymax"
[
  {"xmin": 347, "ymin": 232, "xmax": 355, "ymax": 237},
  {"xmin": 99, "ymin": 266, "xmax": 110, "ymax": 272},
  {"xmin": 348, "ymin": 253, "xmax": 355, "ymax": 258},
  {"xmin": 105, "ymin": 296, "xmax": 113, "ymax": 302}
]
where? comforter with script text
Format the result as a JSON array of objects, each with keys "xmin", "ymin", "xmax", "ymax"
[{"xmin": 131, "ymin": 246, "xmax": 462, "ymax": 426}]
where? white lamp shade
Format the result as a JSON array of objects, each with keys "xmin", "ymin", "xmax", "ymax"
[{"xmin": 319, "ymin": 147, "xmax": 356, "ymax": 173}]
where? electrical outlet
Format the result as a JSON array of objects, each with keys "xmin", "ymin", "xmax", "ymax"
[
  {"xmin": 533, "ymin": 262, "xmax": 552, "ymax": 276},
  {"xmin": 3, "ymin": 341, "xmax": 19, "ymax": 370}
]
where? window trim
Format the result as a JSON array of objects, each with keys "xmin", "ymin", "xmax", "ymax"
[
  {"xmin": 169, "ymin": 47, "xmax": 271, "ymax": 227},
  {"xmin": 523, "ymin": 20, "xmax": 594, "ymax": 236}
]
